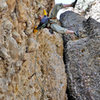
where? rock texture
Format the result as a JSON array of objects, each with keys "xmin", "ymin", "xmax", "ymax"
[
  {"xmin": 0, "ymin": 0, "xmax": 67, "ymax": 100},
  {"xmin": 75, "ymin": 0, "xmax": 100, "ymax": 22},
  {"xmin": 60, "ymin": 10, "xmax": 100, "ymax": 100},
  {"xmin": 75, "ymin": 0, "xmax": 95, "ymax": 14},
  {"xmin": 0, "ymin": 0, "xmax": 100, "ymax": 100},
  {"xmin": 85, "ymin": 0, "xmax": 100, "ymax": 22}
]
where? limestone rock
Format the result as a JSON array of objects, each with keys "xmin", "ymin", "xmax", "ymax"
[
  {"xmin": 0, "ymin": 46, "xmax": 10, "ymax": 59},
  {"xmin": 0, "ymin": 0, "xmax": 67, "ymax": 100},
  {"xmin": 7, "ymin": 36, "xmax": 19, "ymax": 60},
  {"xmin": 75, "ymin": 0, "xmax": 95, "ymax": 14},
  {"xmin": 75, "ymin": 0, "xmax": 100, "ymax": 22},
  {"xmin": 0, "ymin": 0, "xmax": 99, "ymax": 100},
  {"xmin": 25, "ymin": 28, "xmax": 33, "ymax": 35},
  {"xmin": 0, "ymin": 0, "xmax": 8, "ymax": 13},
  {"xmin": 6, "ymin": 0, "xmax": 16, "ymax": 12},
  {"xmin": 2, "ymin": 19, "xmax": 13, "ymax": 35},
  {"xmin": 12, "ymin": 31, "xmax": 22, "ymax": 43},
  {"xmin": 24, "ymin": 20, "xmax": 33, "ymax": 35},
  {"xmin": 16, "ymin": 60, "xmax": 23, "ymax": 67},
  {"xmin": 0, "ymin": 29, "xmax": 67, "ymax": 100},
  {"xmin": 17, "ymin": 3, "xmax": 28, "ymax": 22},
  {"xmin": 0, "ymin": 0, "xmax": 67, "ymax": 98},
  {"xmin": 85, "ymin": 0, "xmax": 100, "ymax": 22},
  {"xmin": 34, "ymin": 29, "xmax": 67, "ymax": 100},
  {"xmin": 28, "ymin": 38, "xmax": 39, "ymax": 52}
]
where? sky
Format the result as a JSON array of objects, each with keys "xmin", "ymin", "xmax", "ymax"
[{"xmin": 55, "ymin": 0, "xmax": 75, "ymax": 4}]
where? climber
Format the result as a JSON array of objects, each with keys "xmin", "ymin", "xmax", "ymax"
[
  {"xmin": 33, "ymin": 9, "xmax": 50, "ymax": 34},
  {"xmin": 49, "ymin": 0, "xmax": 79, "ymax": 37},
  {"xmin": 33, "ymin": 9, "xmax": 55, "ymax": 34},
  {"xmin": 34, "ymin": 0, "xmax": 79, "ymax": 37}
]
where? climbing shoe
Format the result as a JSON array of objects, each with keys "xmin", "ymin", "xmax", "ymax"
[
  {"xmin": 71, "ymin": 0, "xmax": 77, "ymax": 8},
  {"xmin": 74, "ymin": 30, "xmax": 79, "ymax": 38}
]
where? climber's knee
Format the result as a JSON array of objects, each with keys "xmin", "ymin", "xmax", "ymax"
[{"xmin": 51, "ymin": 24, "xmax": 67, "ymax": 34}]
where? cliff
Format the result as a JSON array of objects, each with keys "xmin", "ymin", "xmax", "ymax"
[
  {"xmin": 0, "ymin": 0, "xmax": 100, "ymax": 100},
  {"xmin": 0, "ymin": 0, "xmax": 66, "ymax": 100}
]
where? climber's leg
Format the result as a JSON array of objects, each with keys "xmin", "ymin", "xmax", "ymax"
[
  {"xmin": 63, "ymin": 0, "xmax": 77, "ymax": 8},
  {"xmin": 49, "ymin": 3, "xmax": 63, "ymax": 18},
  {"xmin": 50, "ymin": 24, "xmax": 74, "ymax": 34},
  {"xmin": 63, "ymin": 4, "xmax": 73, "ymax": 8}
]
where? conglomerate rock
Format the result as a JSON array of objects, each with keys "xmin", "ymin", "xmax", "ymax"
[
  {"xmin": 61, "ymin": 11, "xmax": 100, "ymax": 100},
  {"xmin": 0, "ymin": 0, "xmax": 67, "ymax": 100}
]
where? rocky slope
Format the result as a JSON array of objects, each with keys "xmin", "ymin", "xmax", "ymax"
[{"xmin": 0, "ymin": 0, "xmax": 67, "ymax": 100}]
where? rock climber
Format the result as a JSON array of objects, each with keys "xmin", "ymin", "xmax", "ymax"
[{"xmin": 34, "ymin": 0, "xmax": 79, "ymax": 37}]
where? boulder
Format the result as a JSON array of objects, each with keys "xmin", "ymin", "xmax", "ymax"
[{"xmin": 61, "ymin": 11, "xmax": 100, "ymax": 100}]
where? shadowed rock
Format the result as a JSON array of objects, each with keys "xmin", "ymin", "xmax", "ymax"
[
  {"xmin": 60, "ymin": 11, "xmax": 100, "ymax": 100},
  {"xmin": 60, "ymin": 11, "xmax": 87, "ymax": 38}
]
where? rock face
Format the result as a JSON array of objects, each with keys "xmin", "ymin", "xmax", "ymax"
[
  {"xmin": 0, "ymin": 0, "xmax": 100, "ymax": 100},
  {"xmin": 0, "ymin": 0, "xmax": 67, "ymax": 100},
  {"xmin": 75, "ymin": 0, "xmax": 95, "ymax": 14},
  {"xmin": 75, "ymin": 0, "xmax": 100, "ymax": 22},
  {"xmin": 60, "ymin": 11, "xmax": 100, "ymax": 100},
  {"xmin": 85, "ymin": 0, "xmax": 100, "ymax": 22}
]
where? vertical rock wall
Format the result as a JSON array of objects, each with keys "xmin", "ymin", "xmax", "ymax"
[{"xmin": 0, "ymin": 0, "xmax": 67, "ymax": 100}]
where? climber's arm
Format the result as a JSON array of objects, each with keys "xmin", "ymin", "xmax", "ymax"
[{"xmin": 50, "ymin": 23, "xmax": 79, "ymax": 37}]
